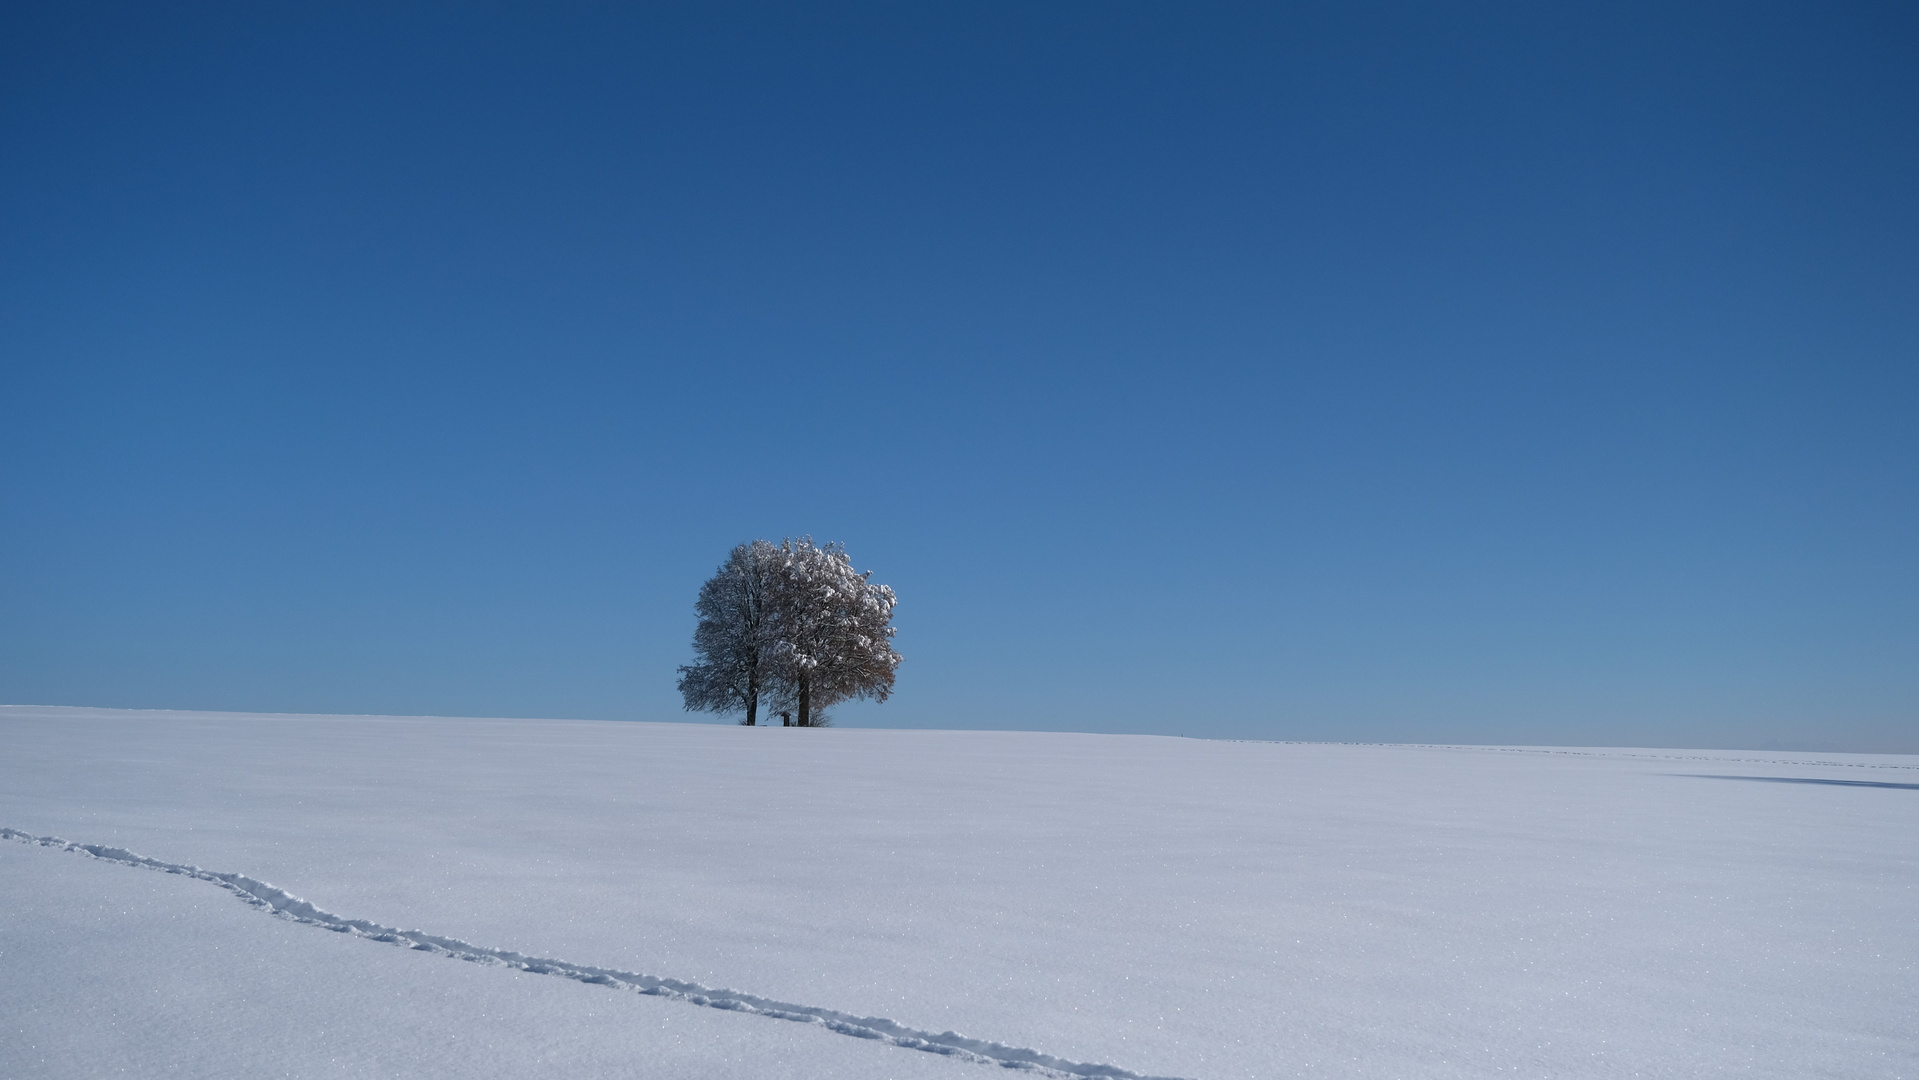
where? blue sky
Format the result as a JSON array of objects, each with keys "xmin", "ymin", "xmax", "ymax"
[{"xmin": 2, "ymin": 3, "xmax": 1914, "ymax": 750}]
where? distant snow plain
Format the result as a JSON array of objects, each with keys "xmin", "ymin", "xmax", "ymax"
[{"xmin": 1, "ymin": 705, "xmax": 1912, "ymax": 1079}]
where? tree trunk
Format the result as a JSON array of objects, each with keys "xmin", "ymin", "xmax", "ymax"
[
  {"xmin": 797, "ymin": 675, "xmax": 811, "ymax": 727},
  {"xmin": 744, "ymin": 681, "xmax": 758, "ymax": 726}
]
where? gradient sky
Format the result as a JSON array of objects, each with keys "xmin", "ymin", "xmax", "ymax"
[{"xmin": 3, "ymin": 3, "xmax": 1914, "ymax": 750}]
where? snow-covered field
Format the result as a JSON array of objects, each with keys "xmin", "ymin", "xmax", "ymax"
[{"xmin": 1, "ymin": 706, "xmax": 1913, "ymax": 1079}]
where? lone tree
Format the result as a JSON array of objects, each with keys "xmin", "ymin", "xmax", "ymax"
[
  {"xmin": 677, "ymin": 537, "xmax": 900, "ymax": 727},
  {"xmin": 676, "ymin": 540, "xmax": 780, "ymax": 725},
  {"xmin": 764, "ymin": 537, "xmax": 901, "ymax": 727}
]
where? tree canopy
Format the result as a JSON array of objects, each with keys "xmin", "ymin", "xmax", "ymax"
[{"xmin": 678, "ymin": 538, "xmax": 900, "ymax": 726}]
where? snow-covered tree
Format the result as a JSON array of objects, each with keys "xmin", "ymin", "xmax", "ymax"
[
  {"xmin": 764, "ymin": 537, "xmax": 901, "ymax": 727},
  {"xmin": 676, "ymin": 540, "xmax": 780, "ymax": 725}
]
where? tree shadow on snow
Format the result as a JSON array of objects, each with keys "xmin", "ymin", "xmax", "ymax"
[{"xmin": 1675, "ymin": 774, "xmax": 1919, "ymax": 790}]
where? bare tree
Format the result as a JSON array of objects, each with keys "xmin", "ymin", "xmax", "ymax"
[
  {"xmin": 676, "ymin": 540, "xmax": 779, "ymax": 725},
  {"xmin": 764, "ymin": 537, "xmax": 901, "ymax": 727}
]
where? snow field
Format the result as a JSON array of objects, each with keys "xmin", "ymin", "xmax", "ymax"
[
  {"xmin": 0, "ymin": 837, "xmax": 975, "ymax": 1080},
  {"xmin": 1, "ymin": 705, "xmax": 1914, "ymax": 1079},
  {"xmin": 1, "ymin": 826, "xmax": 1167, "ymax": 1078}
]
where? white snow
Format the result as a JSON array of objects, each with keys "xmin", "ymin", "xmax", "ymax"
[{"xmin": 2, "ymin": 705, "xmax": 1914, "ymax": 1079}]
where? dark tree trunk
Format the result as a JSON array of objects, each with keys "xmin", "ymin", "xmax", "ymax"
[
  {"xmin": 743, "ymin": 681, "xmax": 758, "ymax": 726},
  {"xmin": 797, "ymin": 676, "xmax": 812, "ymax": 727}
]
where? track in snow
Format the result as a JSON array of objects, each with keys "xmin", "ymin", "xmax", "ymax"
[{"xmin": 1, "ymin": 827, "xmax": 1187, "ymax": 1080}]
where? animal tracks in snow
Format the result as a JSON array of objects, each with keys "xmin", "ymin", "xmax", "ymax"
[{"xmin": 1, "ymin": 827, "xmax": 1187, "ymax": 1080}]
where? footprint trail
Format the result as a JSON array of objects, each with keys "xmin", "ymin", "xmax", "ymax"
[{"xmin": 1, "ymin": 827, "xmax": 1188, "ymax": 1080}]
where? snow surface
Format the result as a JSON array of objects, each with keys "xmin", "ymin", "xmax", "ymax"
[{"xmin": 2, "ymin": 705, "xmax": 1914, "ymax": 1079}]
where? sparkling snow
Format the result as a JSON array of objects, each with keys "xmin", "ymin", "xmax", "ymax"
[{"xmin": 1, "ymin": 705, "xmax": 1913, "ymax": 1079}]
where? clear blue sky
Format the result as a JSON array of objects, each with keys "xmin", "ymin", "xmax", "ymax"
[{"xmin": 3, "ymin": 3, "xmax": 1914, "ymax": 751}]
